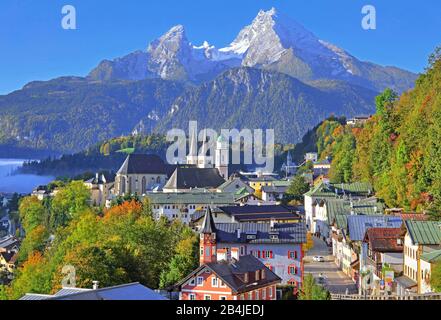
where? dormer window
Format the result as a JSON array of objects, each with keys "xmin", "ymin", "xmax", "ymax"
[
  {"xmin": 261, "ymin": 269, "xmax": 266, "ymax": 280},
  {"xmin": 246, "ymin": 234, "xmax": 256, "ymax": 240},
  {"xmin": 255, "ymin": 270, "xmax": 260, "ymax": 281},
  {"xmin": 244, "ymin": 272, "xmax": 249, "ymax": 283}
]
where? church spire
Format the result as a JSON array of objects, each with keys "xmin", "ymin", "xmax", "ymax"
[
  {"xmin": 201, "ymin": 207, "xmax": 216, "ymax": 234},
  {"xmin": 199, "ymin": 207, "xmax": 217, "ymax": 265},
  {"xmin": 187, "ymin": 123, "xmax": 198, "ymax": 165}
]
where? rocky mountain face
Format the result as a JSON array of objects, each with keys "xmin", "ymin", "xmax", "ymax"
[
  {"xmin": 155, "ymin": 67, "xmax": 378, "ymax": 143},
  {"xmin": 89, "ymin": 25, "xmax": 240, "ymax": 83},
  {"xmin": 89, "ymin": 8, "xmax": 417, "ymax": 93}
]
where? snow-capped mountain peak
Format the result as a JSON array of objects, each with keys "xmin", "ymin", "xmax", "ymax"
[{"xmin": 88, "ymin": 8, "xmax": 417, "ymax": 93}]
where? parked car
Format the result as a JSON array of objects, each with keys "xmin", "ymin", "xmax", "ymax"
[
  {"xmin": 317, "ymin": 274, "xmax": 327, "ymax": 285},
  {"xmin": 313, "ymin": 256, "xmax": 325, "ymax": 262}
]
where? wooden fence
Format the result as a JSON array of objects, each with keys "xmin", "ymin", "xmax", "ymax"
[{"xmin": 331, "ymin": 293, "xmax": 441, "ymax": 300}]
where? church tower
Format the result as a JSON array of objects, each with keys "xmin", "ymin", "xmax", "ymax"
[
  {"xmin": 197, "ymin": 129, "xmax": 213, "ymax": 169},
  {"xmin": 187, "ymin": 125, "xmax": 198, "ymax": 166},
  {"xmin": 199, "ymin": 207, "xmax": 217, "ymax": 265},
  {"xmin": 215, "ymin": 135, "xmax": 229, "ymax": 179}
]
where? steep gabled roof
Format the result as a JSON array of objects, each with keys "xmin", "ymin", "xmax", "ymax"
[
  {"xmin": 0, "ymin": 251, "xmax": 17, "ymax": 263},
  {"xmin": 304, "ymin": 181, "xmax": 373, "ymax": 198},
  {"xmin": 0, "ymin": 235, "xmax": 20, "ymax": 250},
  {"xmin": 363, "ymin": 228, "xmax": 403, "ymax": 252},
  {"xmin": 176, "ymin": 255, "xmax": 281, "ymax": 294},
  {"xmin": 325, "ymin": 198, "xmax": 384, "ymax": 225},
  {"xmin": 304, "ymin": 181, "xmax": 336, "ymax": 198},
  {"xmin": 215, "ymin": 222, "xmax": 307, "ymax": 244},
  {"xmin": 420, "ymin": 250, "xmax": 441, "ymax": 263},
  {"xmin": 146, "ymin": 192, "xmax": 235, "ymax": 205},
  {"xmin": 405, "ymin": 220, "xmax": 441, "ymax": 246},
  {"xmin": 117, "ymin": 154, "xmax": 174, "ymax": 175},
  {"xmin": 347, "ymin": 215, "xmax": 403, "ymax": 241},
  {"xmin": 201, "ymin": 207, "xmax": 217, "ymax": 234},
  {"xmin": 218, "ymin": 205, "xmax": 301, "ymax": 222},
  {"xmin": 164, "ymin": 167, "xmax": 225, "ymax": 190},
  {"xmin": 217, "ymin": 178, "xmax": 254, "ymax": 194}
]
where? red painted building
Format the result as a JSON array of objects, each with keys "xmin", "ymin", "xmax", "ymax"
[{"xmin": 177, "ymin": 208, "xmax": 281, "ymax": 300}]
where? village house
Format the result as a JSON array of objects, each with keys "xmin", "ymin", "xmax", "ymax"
[
  {"xmin": 191, "ymin": 205, "xmax": 303, "ymax": 230},
  {"xmin": 235, "ymin": 172, "xmax": 278, "ymax": 199},
  {"xmin": 84, "ymin": 172, "xmax": 115, "ymax": 207},
  {"xmin": 233, "ymin": 188, "xmax": 266, "ymax": 206},
  {"xmin": 304, "ymin": 181, "xmax": 374, "ymax": 234},
  {"xmin": 312, "ymin": 159, "xmax": 331, "ymax": 179},
  {"xmin": 345, "ymin": 215, "xmax": 402, "ymax": 284},
  {"xmin": 346, "ymin": 116, "xmax": 371, "ymax": 127},
  {"xmin": 314, "ymin": 197, "xmax": 383, "ymax": 245},
  {"xmin": 398, "ymin": 220, "xmax": 441, "ymax": 295},
  {"xmin": 305, "ymin": 152, "xmax": 318, "ymax": 163},
  {"xmin": 217, "ymin": 177, "xmax": 254, "ymax": 195},
  {"xmin": 31, "ymin": 185, "xmax": 51, "ymax": 201},
  {"xmin": 177, "ymin": 209, "xmax": 282, "ymax": 300},
  {"xmin": 218, "ymin": 178, "xmax": 273, "ymax": 205},
  {"xmin": 192, "ymin": 208, "xmax": 306, "ymax": 292},
  {"xmin": 261, "ymin": 185, "xmax": 288, "ymax": 203},
  {"xmin": 0, "ymin": 235, "xmax": 20, "ymax": 253},
  {"xmin": 419, "ymin": 250, "xmax": 441, "ymax": 294},
  {"xmin": 363, "ymin": 228, "xmax": 404, "ymax": 292},
  {"xmin": 0, "ymin": 250, "xmax": 18, "ymax": 275},
  {"xmin": 145, "ymin": 191, "xmax": 236, "ymax": 224},
  {"xmin": 0, "ymin": 235, "xmax": 20, "ymax": 281},
  {"xmin": 163, "ymin": 166, "xmax": 226, "ymax": 193}
]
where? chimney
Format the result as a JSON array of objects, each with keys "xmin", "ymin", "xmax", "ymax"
[
  {"xmin": 217, "ymin": 249, "xmax": 228, "ymax": 262},
  {"xmin": 261, "ymin": 268, "xmax": 266, "ymax": 280},
  {"xmin": 270, "ymin": 219, "xmax": 276, "ymax": 229},
  {"xmin": 231, "ymin": 248, "xmax": 239, "ymax": 261},
  {"xmin": 92, "ymin": 281, "xmax": 99, "ymax": 290}
]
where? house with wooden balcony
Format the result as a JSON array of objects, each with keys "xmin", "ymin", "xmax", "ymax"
[{"xmin": 363, "ymin": 228, "xmax": 404, "ymax": 284}]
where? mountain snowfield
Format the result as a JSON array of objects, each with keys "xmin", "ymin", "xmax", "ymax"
[{"xmin": 89, "ymin": 8, "xmax": 417, "ymax": 93}]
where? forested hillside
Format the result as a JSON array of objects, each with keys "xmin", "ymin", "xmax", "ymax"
[
  {"xmin": 0, "ymin": 77, "xmax": 186, "ymax": 154},
  {"xmin": 0, "ymin": 183, "xmax": 198, "ymax": 300},
  {"xmin": 315, "ymin": 48, "xmax": 441, "ymax": 216},
  {"xmin": 18, "ymin": 134, "xmax": 170, "ymax": 178}
]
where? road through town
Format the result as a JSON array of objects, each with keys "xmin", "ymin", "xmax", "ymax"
[{"xmin": 304, "ymin": 237, "xmax": 358, "ymax": 294}]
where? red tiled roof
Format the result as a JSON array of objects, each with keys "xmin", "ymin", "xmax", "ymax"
[
  {"xmin": 399, "ymin": 213, "xmax": 429, "ymax": 221},
  {"xmin": 364, "ymin": 228, "xmax": 404, "ymax": 252}
]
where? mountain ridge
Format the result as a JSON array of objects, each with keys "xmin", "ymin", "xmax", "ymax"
[
  {"xmin": 88, "ymin": 7, "xmax": 417, "ymax": 93},
  {"xmin": 154, "ymin": 67, "xmax": 378, "ymax": 144}
]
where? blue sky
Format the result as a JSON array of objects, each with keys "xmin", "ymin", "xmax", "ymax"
[{"xmin": 0, "ymin": 0, "xmax": 440, "ymax": 95}]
